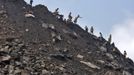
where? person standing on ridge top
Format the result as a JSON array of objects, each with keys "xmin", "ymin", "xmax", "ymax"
[
  {"xmin": 108, "ymin": 34, "xmax": 112, "ymax": 44},
  {"xmin": 90, "ymin": 26, "xmax": 94, "ymax": 34},
  {"xmin": 68, "ymin": 12, "xmax": 72, "ymax": 20},
  {"xmin": 59, "ymin": 14, "xmax": 64, "ymax": 21},
  {"xmin": 99, "ymin": 32, "xmax": 103, "ymax": 38},
  {"xmin": 99, "ymin": 32, "xmax": 103, "ymax": 41},
  {"xmin": 73, "ymin": 15, "xmax": 82, "ymax": 24},
  {"xmin": 124, "ymin": 50, "xmax": 127, "ymax": 58},
  {"xmin": 85, "ymin": 26, "xmax": 88, "ymax": 32},
  {"xmin": 30, "ymin": 0, "xmax": 33, "ymax": 6},
  {"xmin": 67, "ymin": 12, "xmax": 73, "ymax": 23},
  {"xmin": 53, "ymin": 8, "xmax": 59, "ymax": 18}
]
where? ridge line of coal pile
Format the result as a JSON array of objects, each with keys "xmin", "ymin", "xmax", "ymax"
[{"xmin": 0, "ymin": 0, "xmax": 134, "ymax": 75}]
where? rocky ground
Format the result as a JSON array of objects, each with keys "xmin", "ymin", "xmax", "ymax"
[{"xmin": 0, "ymin": 0, "xmax": 134, "ymax": 75}]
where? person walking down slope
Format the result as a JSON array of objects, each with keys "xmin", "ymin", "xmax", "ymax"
[
  {"xmin": 99, "ymin": 32, "xmax": 103, "ymax": 41},
  {"xmin": 90, "ymin": 26, "xmax": 94, "ymax": 34},
  {"xmin": 85, "ymin": 26, "xmax": 88, "ymax": 32},
  {"xmin": 73, "ymin": 15, "xmax": 81, "ymax": 24},
  {"xmin": 30, "ymin": 0, "xmax": 33, "ymax": 6}
]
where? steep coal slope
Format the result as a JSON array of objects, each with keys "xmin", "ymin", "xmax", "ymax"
[{"xmin": 0, "ymin": 0, "xmax": 134, "ymax": 75}]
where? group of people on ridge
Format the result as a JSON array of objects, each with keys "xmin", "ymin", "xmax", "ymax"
[
  {"xmin": 53, "ymin": 8, "xmax": 82, "ymax": 24},
  {"xmin": 84, "ymin": 26, "xmax": 127, "ymax": 58},
  {"xmin": 28, "ymin": 0, "xmax": 128, "ymax": 58}
]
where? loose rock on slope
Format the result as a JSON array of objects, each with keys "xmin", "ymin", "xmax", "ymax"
[{"xmin": 0, "ymin": 0, "xmax": 134, "ymax": 75}]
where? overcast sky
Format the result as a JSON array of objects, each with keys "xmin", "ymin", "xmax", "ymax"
[{"xmin": 24, "ymin": 0, "xmax": 134, "ymax": 60}]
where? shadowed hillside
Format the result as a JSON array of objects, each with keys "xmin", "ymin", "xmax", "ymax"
[{"xmin": 0, "ymin": 0, "xmax": 134, "ymax": 75}]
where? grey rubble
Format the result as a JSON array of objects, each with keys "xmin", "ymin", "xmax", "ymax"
[{"xmin": 0, "ymin": 0, "xmax": 134, "ymax": 75}]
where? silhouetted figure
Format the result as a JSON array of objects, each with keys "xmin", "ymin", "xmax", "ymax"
[
  {"xmin": 68, "ymin": 12, "xmax": 72, "ymax": 19},
  {"xmin": 67, "ymin": 12, "xmax": 73, "ymax": 23},
  {"xmin": 53, "ymin": 8, "xmax": 59, "ymax": 18},
  {"xmin": 90, "ymin": 26, "xmax": 94, "ymax": 34},
  {"xmin": 108, "ymin": 34, "xmax": 112, "ymax": 44},
  {"xmin": 99, "ymin": 32, "xmax": 103, "ymax": 41},
  {"xmin": 99, "ymin": 32, "xmax": 103, "ymax": 38},
  {"xmin": 124, "ymin": 50, "xmax": 127, "ymax": 58},
  {"xmin": 59, "ymin": 14, "xmax": 64, "ymax": 21},
  {"xmin": 73, "ymin": 15, "xmax": 81, "ymax": 24},
  {"xmin": 30, "ymin": 0, "xmax": 33, "ymax": 6},
  {"xmin": 85, "ymin": 26, "xmax": 88, "ymax": 32}
]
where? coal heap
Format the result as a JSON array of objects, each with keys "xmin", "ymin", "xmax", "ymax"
[{"xmin": 0, "ymin": 0, "xmax": 134, "ymax": 75}]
